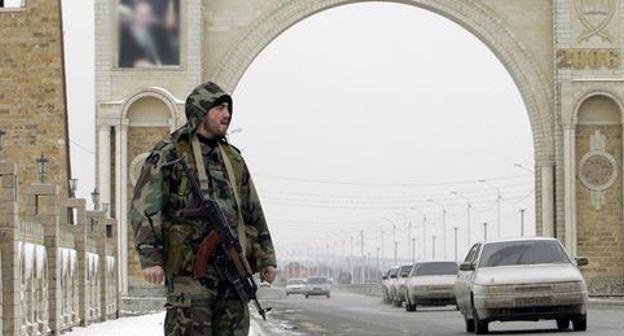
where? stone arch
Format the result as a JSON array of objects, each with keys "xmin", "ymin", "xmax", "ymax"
[
  {"xmin": 573, "ymin": 91, "xmax": 624, "ymax": 125},
  {"xmin": 119, "ymin": 87, "xmax": 178, "ymax": 126},
  {"xmin": 211, "ymin": 0, "xmax": 554, "ymax": 163}
]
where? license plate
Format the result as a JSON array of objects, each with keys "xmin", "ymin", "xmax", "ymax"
[
  {"xmin": 515, "ymin": 297, "xmax": 552, "ymax": 306},
  {"xmin": 314, "ymin": 287, "xmax": 322, "ymax": 290}
]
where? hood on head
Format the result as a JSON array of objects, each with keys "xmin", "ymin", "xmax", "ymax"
[{"xmin": 185, "ymin": 81, "xmax": 233, "ymax": 133}]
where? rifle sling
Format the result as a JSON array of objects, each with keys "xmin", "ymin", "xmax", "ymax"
[{"xmin": 190, "ymin": 134, "xmax": 248, "ymax": 256}]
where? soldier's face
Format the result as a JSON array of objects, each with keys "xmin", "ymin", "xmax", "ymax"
[{"xmin": 202, "ymin": 102, "xmax": 231, "ymax": 137}]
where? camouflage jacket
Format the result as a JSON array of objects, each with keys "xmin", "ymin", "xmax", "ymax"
[{"xmin": 129, "ymin": 82, "xmax": 276, "ymax": 280}]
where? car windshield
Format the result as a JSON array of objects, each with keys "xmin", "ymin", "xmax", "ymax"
[
  {"xmin": 287, "ymin": 280, "xmax": 305, "ymax": 285},
  {"xmin": 479, "ymin": 240, "xmax": 570, "ymax": 267},
  {"xmin": 414, "ymin": 262, "xmax": 458, "ymax": 276},
  {"xmin": 399, "ymin": 266, "xmax": 412, "ymax": 276},
  {"xmin": 307, "ymin": 277, "xmax": 328, "ymax": 284}
]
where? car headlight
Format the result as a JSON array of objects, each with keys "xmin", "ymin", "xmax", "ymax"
[
  {"xmin": 554, "ymin": 281, "xmax": 585, "ymax": 292},
  {"xmin": 473, "ymin": 284, "xmax": 513, "ymax": 294}
]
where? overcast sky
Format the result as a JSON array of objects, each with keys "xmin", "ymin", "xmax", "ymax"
[{"xmin": 62, "ymin": 1, "xmax": 534, "ymax": 264}]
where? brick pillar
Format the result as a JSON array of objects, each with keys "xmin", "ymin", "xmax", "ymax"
[
  {"xmin": 66, "ymin": 197, "xmax": 89, "ymax": 327},
  {"xmin": 26, "ymin": 183, "xmax": 62, "ymax": 335},
  {"xmin": 108, "ymin": 217, "xmax": 120, "ymax": 318},
  {"xmin": 89, "ymin": 210, "xmax": 107, "ymax": 321},
  {"xmin": 0, "ymin": 161, "xmax": 21, "ymax": 336}
]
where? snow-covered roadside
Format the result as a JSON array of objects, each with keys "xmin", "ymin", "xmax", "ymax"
[{"xmin": 68, "ymin": 312, "xmax": 260, "ymax": 336}]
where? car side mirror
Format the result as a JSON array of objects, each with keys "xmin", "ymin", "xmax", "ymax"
[
  {"xmin": 459, "ymin": 262, "xmax": 475, "ymax": 271},
  {"xmin": 575, "ymin": 256, "xmax": 589, "ymax": 267}
]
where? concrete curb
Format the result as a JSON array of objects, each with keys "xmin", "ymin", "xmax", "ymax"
[{"xmin": 588, "ymin": 298, "xmax": 624, "ymax": 308}]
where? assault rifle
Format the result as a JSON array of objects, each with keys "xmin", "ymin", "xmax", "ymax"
[{"xmin": 169, "ymin": 156, "xmax": 271, "ymax": 320}]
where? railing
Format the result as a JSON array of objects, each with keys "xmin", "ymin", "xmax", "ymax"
[{"xmin": 0, "ymin": 159, "xmax": 120, "ymax": 336}]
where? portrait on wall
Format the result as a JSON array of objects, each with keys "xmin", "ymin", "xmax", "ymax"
[{"xmin": 118, "ymin": 0, "xmax": 180, "ymax": 68}]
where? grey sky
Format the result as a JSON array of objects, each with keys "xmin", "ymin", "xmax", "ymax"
[{"xmin": 62, "ymin": 1, "xmax": 534, "ymax": 263}]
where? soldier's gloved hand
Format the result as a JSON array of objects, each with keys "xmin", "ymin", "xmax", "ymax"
[
  {"xmin": 261, "ymin": 266, "xmax": 277, "ymax": 284},
  {"xmin": 143, "ymin": 265, "xmax": 165, "ymax": 285}
]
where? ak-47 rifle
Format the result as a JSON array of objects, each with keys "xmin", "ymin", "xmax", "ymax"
[{"xmin": 170, "ymin": 155, "xmax": 271, "ymax": 320}]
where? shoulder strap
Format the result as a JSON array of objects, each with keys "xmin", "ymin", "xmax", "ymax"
[{"xmin": 218, "ymin": 142, "xmax": 247, "ymax": 256}]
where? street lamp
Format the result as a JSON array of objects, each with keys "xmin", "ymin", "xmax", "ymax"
[
  {"xmin": 68, "ymin": 178, "xmax": 78, "ymax": 198},
  {"xmin": 409, "ymin": 205, "xmax": 427, "ymax": 260},
  {"xmin": 519, "ymin": 208, "xmax": 526, "ymax": 237},
  {"xmin": 394, "ymin": 211, "xmax": 411, "ymax": 262},
  {"xmin": 483, "ymin": 222, "xmax": 488, "ymax": 241},
  {"xmin": 91, "ymin": 187, "xmax": 100, "ymax": 210},
  {"xmin": 453, "ymin": 227, "xmax": 459, "ymax": 262},
  {"xmin": 478, "ymin": 179, "xmax": 502, "ymax": 238},
  {"xmin": 0, "ymin": 129, "xmax": 6, "ymax": 161},
  {"xmin": 451, "ymin": 191, "xmax": 472, "ymax": 248},
  {"xmin": 36, "ymin": 154, "xmax": 48, "ymax": 183},
  {"xmin": 427, "ymin": 199, "xmax": 447, "ymax": 259}
]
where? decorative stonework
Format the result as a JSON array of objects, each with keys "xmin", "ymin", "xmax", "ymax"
[
  {"xmin": 578, "ymin": 130, "xmax": 618, "ymax": 209},
  {"xmin": 574, "ymin": 0, "xmax": 617, "ymax": 43},
  {"xmin": 572, "ymin": 0, "xmax": 620, "ymax": 48}
]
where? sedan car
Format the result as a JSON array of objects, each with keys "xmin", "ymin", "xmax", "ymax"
[
  {"xmin": 382, "ymin": 267, "xmax": 399, "ymax": 304},
  {"xmin": 455, "ymin": 237, "xmax": 589, "ymax": 334},
  {"xmin": 285, "ymin": 278, "xmax": 307, "ymax": 296},
  {"xmin": 405, "ymin": 261, "xmax": 458, "ymax": 312},
  {"xmin": 305, "ymin": 276, "xmax": 331, "ymax": 298},
  {"xmin": 395, "ymin": 264, "xmax": 415, "ymax": 307}
]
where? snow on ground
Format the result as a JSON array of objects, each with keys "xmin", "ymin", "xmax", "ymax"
[{"xmin": 68, "ymin": 312, "xmax": 261, "ymax": 336}]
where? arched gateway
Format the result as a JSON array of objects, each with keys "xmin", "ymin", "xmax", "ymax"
[{"xmin": 94, "ymin": 0, "xmax": 624, "ymax": 296}]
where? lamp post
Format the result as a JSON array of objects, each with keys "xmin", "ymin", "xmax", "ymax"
[
  {"xmin": 431, "ymin": 235, "xmax": 436, "ymax": 259},
  {"xmin": 453, "ymin": 227, "xmax": 459, "ymax": 262},
  {"xmin": 427, "ymin": 199, "xmax": 447, "ymax": 258},
  {"xmin": 0, "ymin": 129, "xmax": 6, "ymax": 161},
  {"xmin": 483, "ymin": 222, "xmax": 488, "ymax": 241},
  {"xmin": 91, "ymin": 187, "xmax": 100, "ymax": 210},
  {"xmin": 409, "ymin": 206, "xmax": 427, "ymax": 260},
  {"xmin": 68, "ymin": 178, "xmax": 78, "ymax": 198},
  {"xmin": 36, "ymin": 154, "xmax": 48, "ymax": 183},
  {"xmin": 394, "ymin": 211, "xmax": 411, "ymax": 262},
  {"xmin": 451, "ymin": 191, "xmax": 472, "ymax": 248},
  {"xmin": 478, "ymin": 179, "xmax": 501, "ymax": 238},
  {"xmin": 520, "ymin": 208, "xmax": 526, "ymax": 237}
]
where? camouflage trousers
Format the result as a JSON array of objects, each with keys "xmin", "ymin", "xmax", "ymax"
[{"xmin": 164, "ymin": 277, "xmax": 249, "ymax": 336}]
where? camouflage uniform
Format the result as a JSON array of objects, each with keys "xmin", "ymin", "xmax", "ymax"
[{"xmin": 130, "ymin": 82, "xmax": 276, "ymax": 336}]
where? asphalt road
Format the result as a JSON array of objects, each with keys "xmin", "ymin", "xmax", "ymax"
[{"xmin": 254, "ymin": 288, "xmax": 624, "ymax": 336}]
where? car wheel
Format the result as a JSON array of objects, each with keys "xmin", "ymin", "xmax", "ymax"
[
  {"xmin": 305, "ymin": 294, "xmax": 309, "ymax": 299},
  {"xmin": 556, "ymin": 318, "xmax": 570, "ymax": 330},
  {"xmin": 327, "ymin": 293, "xmax": 331, "ymax": 298},
  {"xmin": 473, "ymin": 306, "xmax": 489, "ymax": 334},
  {"xmin": 572, "ymin": 314, "xmax": 587, "ymax": 331}
]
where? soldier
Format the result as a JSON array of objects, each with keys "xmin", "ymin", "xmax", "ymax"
[{"xmin": 130, "ymin": 81, "xmax": 277, "ymax": 336}]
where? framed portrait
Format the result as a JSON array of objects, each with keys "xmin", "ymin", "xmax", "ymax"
[{"xmin": 117, "ymin": 0, "xmax": 180, "ymax": 68}]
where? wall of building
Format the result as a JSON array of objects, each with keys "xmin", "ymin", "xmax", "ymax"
[{"xmin": 0, "ymin": 0, "xmax": 71, "ymax": 210}]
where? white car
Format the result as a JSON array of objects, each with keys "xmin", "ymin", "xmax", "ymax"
[
  {"xmin": 394, "ymin": 264, "xmax": 414, "ymax": 307},
  {"xmin": 285, "ymin": 278, "xmax": 307, "ymax": 296},
  {"xmin": 455, "ymin": 237, "xmax": 589, "ymax": 334},
  {"xmin": 405, "ymin": 261, "xmax": 458, "ymax": 312},
  {"xmin": 305, "ymin": 276, "xmax": 331, "ymax": 298},
  {"xmin": 382, "ymin": 267, "xmax": 399, "ymax": 304}
]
